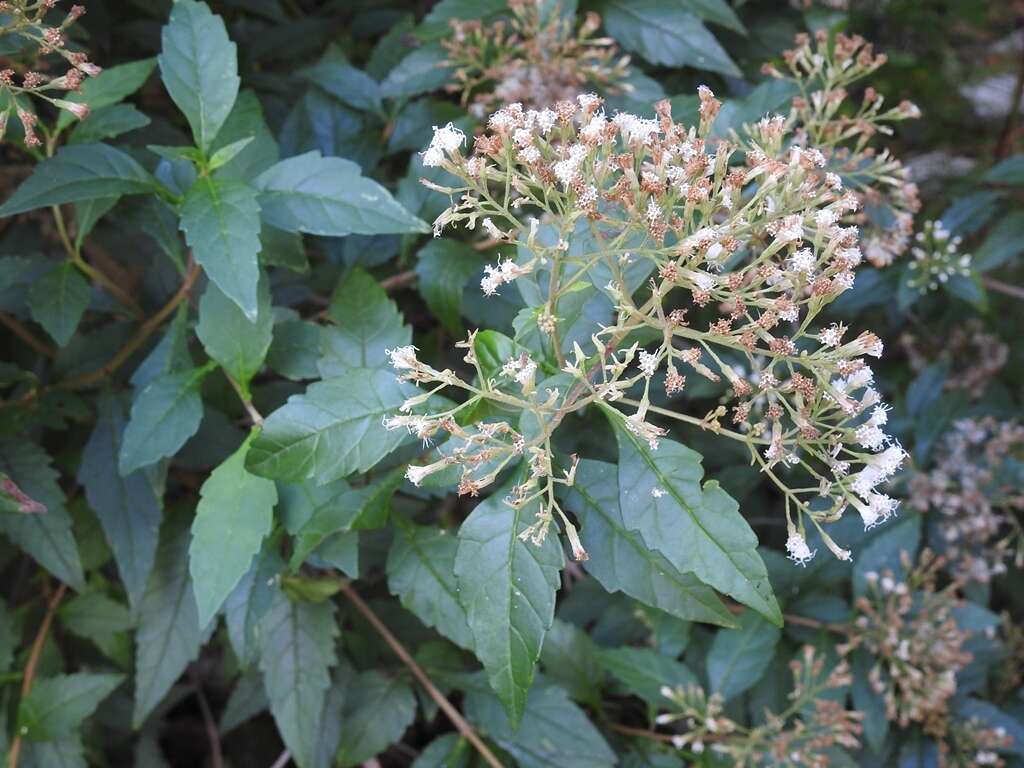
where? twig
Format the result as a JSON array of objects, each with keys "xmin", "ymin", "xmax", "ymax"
[
  {"xmin": 225, "ymin": 372, "xmax": 264, "ymax": 426},
  {"xmin": 726, "ymin": 601, "xmax": 848, "ymax": 635},
  {"xmin": 379, "ymin": 270, "xmax": 418, "ymax": 292},
  {"xmin": 606, "ymin": 722, "xmax": 677, "ymax": 744},
  {"xmin": 190, "ymin": 668, "xmax": 223, "ymax": 768},
  {"xmin": 8, "ymin": 584, "xmax": 68, "ymax": 768},
  {"xmin": 268, "ymin": 750, "xmax": 291, "ymax": 768},
  {"xmin": 0, "ymin": 312, "xmax": 56, "ymax": 358},
  {"xmin": 339, "ymin": 582, "xmax": 505, "ymax": 768},
  {"xmin": 982, "ymin": 276, "xmax": 1024, "ymax": 301}
]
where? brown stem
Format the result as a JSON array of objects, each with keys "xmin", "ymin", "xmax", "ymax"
[
  {"xmin": 982, "ymin": 276, "xmax": 1024, "ymax": 301},
  {"xmin": 726, "ymin": 601, "xmax": 848, "ymax": 635},
  {"xmin": 189, "ymin": 668, "xmax": 223, "ymax": 768},
  {"xmin": 268, "ymin": 750, "xmax": 291, "ymax": 768},
  {"xmin": 225, "ymin": 371, "xmax": 264, "ymax": 427},
  {"xmin": 379, "ymin": 270, "xmax": 418, "ymax": 292},
  {"xmin": 339, "ymin": 582, "xmax": 505, "ymax": 768},
  {"xmin": 8, "ymin": 584, "xmax": 68, "ymax": 768},
  {"xmin": 606, "ymin": 723, "xmax": 677, "ymax": 744},
  {"xmin": 0, "ymin": 312, "xmax": 56, "ymax": 358}
]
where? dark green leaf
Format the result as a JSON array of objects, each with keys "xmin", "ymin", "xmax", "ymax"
[
  {"xmin": 220, "ymin": 669, "xmax": 268, "ymax": 734},
  {"xmin": 0, "ymin": 143, "xmax": 155, "ymax": 217},
  {"xmin": 538, "ymin": 618, "xmax": 603, "ymax": 706},
  {"xmin": 190, "ymin": 432, "xmax": 278, "ymax": 628},
  {"xmin": 258, "ymin": 590, "xmax": 338, "ymax": 768},
  {"xmin": 852, "ymin": 514, "xmax": 922, "ymax": 597},
  {"xmin": 28, "ymin": 262, "xmax": 90, "ymax": 347},
  {"xmin": 180, "ymin": 177, "xmax": 263, "ymax": 320},
  {"xmin": 210, "ymin": 90, "xmax": 280, "ymax": 183},
  {"xmin": 604, "ymin": 407, "xmax": 781, "ymax": 625},
  {"xmin": 79, "ymin": 391, "xmax": 163, "ymax": 610},
  {"xmin": 68, "ymin": 104, "xmax": 150, "ymax": 144},
  {"xmin": 379, "ymin": 44, "xmax": 453, "ymax": 100},
  {"xmin": 454, "ymin": 478, "xmax": 564, "ymax": 725},
  {"xmin": 600, "ymin": 647, "xmax": 696, "ymax": 706},
  {"xmin": 158, "ymin": 0, "xmax": 240, "ymax": 151},
  {"xmin": 706, "ymin": 609, "xmax": 781, "ymax": 701},
  {"xmin": 267, "ymin": 319, "xmax": 322, "ymax": 381},
  {"xmin": 196, "ymin": 274, "xmax": 274, "ymax": 393},
  {"xmin": 984, "ymin": 154, "xmax": 1024, "ymax": 184},
  {"xmin": 224, "ymin": 539, "xmax": 283, "ymax": 666},
  {"xmin": 336, "ymin": 670, "xmax": 417, "ymax": 767},
  {"xmin": 56, "ymin": 58, "xmax": 157, "ymax": 131},
  {"xmin": 18, "ymin": 673, "xmax": 123, "ymax": 741},
  {"xmin": 975, "ymin": 210, "xmax": 1024, "ymax": 271},
  {"xmin": 562, "ymin": 459, "xmax": 736, "ymax": 627},
  {"xmin": 415, "ymin": 239, "xmax": 481, "ymax": 335},
  {"xmin": 254, "ymin": 151, "xmax": 428, "ymax": 236},
  {"xmin": 300, "ymin": 48, "xmax": 381, "ymax": 114},
  {"xmin": 119, "ymin": 367, "xmax": 207, "ymax": 475}
]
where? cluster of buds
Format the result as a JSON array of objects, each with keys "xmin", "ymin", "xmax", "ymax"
[
  {"xmin": 905, "ymin": 219, "xmax": 973, "ymax": 293},
  {"xmin": 656, "ymin": 646, "xmax": 861, "ymax": 766},
  {"xmin": 0, "ymin": 1, "xmax": 97, "ymax": 144},
  {"xmin": 762, "ymin": 31, "xmax": 921, "ymax": 267},
  {"xmin": 412, "ymin": 79, "xmax": 910, "ymax": 563},
  {"xmin": 908, "ymin": 417, "xmax": 1024, "ymax": 583},
  {"xmin": 941, "ymin": 718, "xmax": 1014, "ymax": 768},
  {"xmin": 844, "ymin": 551, "xmax": 972, "ymax": 736},
  {"xmin": 441, "ymin": 0, "xmax": 631, "ymax": 117},
  {"xmin": 901, "ymin": 319, "xmax": 1008, "ymax": 400}
]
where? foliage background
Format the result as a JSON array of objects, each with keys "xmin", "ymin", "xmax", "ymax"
[{"xmin": 0, "ymin": 0, "xmax": 1022, "ymax": 767}]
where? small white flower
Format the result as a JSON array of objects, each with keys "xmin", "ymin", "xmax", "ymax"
[
  {"xmin": 786, "ymin": 533, "xmax": 816, "ymax": 566},
  {"xmin": 638, "ymin": 350, "xmax": 659, "ymax": 378},
  {"xmin": 386, "ymin": 345, "xmax": 419, "ymax": 370},
  {"xmin": 855, "ymin": 424, "xmax": 886, "ymax": 451},
  {"xmin": 421, "ymin": 122, "xmax": 465, "ymax": 167}
]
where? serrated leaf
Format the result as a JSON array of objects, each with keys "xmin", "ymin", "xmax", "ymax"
[
  {"xmin": 58, "ymin": 590, "xmax": 133, "ymax": 663},
  {"xmin": 598, "ymin": 0, "xmax": 740, "ymax": 76},
  {"xmin": 224, "ymin": 538, "xmax": 283, "ymax": 666},
  {"xmin": 133, "ymin": 512, "xmax": 211, "ymax": 727},
  {"xmin": 245, "ymin": 368, "xmax": 416, "ymax": 484},
  {"xmin": 196, "ymin": 274, "xmax": 273, "ymax": 393},
  {"xmin": 220, "ymin": 669, "xmax": 268, "ymax": 734},
  {"xmin": 19, "ymin": 736, "xmax": 87, "ymax": 768},
  {"xmin": 254, "ymin": 151, "xmax": 428, "ymax": 236},
  {"xmin": 318, "ymin": 267, "xmax": 410, "ymax": 375},
  {"xmin": 464, "ymin": 679, "xmax": 616, "ymax": 768},
  {"xmin": 57, "ymin": 57, "xmax": 157, "ymax": 131},
  {"xmin": 73, "ymin": 196, "xmax": 119, "ymax": 249},
  {"xmin": 267, "ymin": 319, "xmax": 321, "ymax": 381},
  {"xmin": 387, "ymin": 518, "xmax": 474, "ymax": 650},
  {"xmin": 158, "ymin": 0, "xmax": 239, "ymax": 151},
  {"xmin": 562, "ymin": 459, "xmax": 736, "ymax": 627},
  {"xmin": 706, "ymin": 609, "xmax": 781, "ymax": 701},
  {"xmin": 600, "ymin": 647, "xmax": 696, "ymax": 706},
  {"xmin": 119, "ymin": 368, "xmax": 207, "ymax": 475},
  {"xmin": 539, "ymin": 618, "xmax": 603, "ymax": 706},
  {"xmin": 130, "ymin": 305, "xmax": 192, "ymax": 392},
  {"xmin": 18, "ymin": 673, "xmax": 123, "ymax": 741},
  {"xmin": 415, "ymin": 240, "xmax": 481, "ymax": 335},
  {"xmin": 336, "ymin": 670, "xmax": 417, "ymax": 767},
  {"xmin": 300, "ymin": 49, "xmax": 381, "ymax": 114},
  {"xmin": 180, "ymin": 177, "xmax": 263, "ymax": 320},
  {"xmin": 79, "ymin": 391, "xmax": 162, "ymax": 610},
  {"xmin": 28, "ymin": 261, "xmax": 90, "ymax": 347},
  {"xmin": 190, "ymin": 432, "xmax": 278, "ymax": 628},
  {"xmin": 603, "ymin": 407, "xmax": 782, "ymax": 625},
  {"xmin": 0, "ymin": 440, "xmax": 84, "ymax": 589},
  {"xmin": 210, "ymin": 90, "xmax": 280, "ymax": 183},
  {"xmin": 453, "ymin": 477, "xmax": 564, "ymax": 726},
  {"xmin": 258, "ymin": 590, "xmax": 338, "ymax": 768},
  {"xmin": 0, "ymin": 143, "xmax": 155, "ymax": 217}
]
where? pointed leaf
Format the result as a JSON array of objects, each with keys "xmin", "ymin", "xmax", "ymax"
[
  {"xmin": 603, "ymin": 406, "xmax": 781, "ymax": 625},
  {"xmin": 196, "ymin": 274, "xmax": 274, "ymax": 393},
  {"xmin": 79, "ymin": 391, "xmax": 162, "ymax": 610},
  {"xmin": 562, "ymin": 459, "xmax": 736, "ymax": 627},
  {"xmin": 415, "ymin": 240, "xmax": 481, "ymax": 335},
  {"xmin": 119, "ymin": 368, "xmax": 207, "ymax": 475},
  {"xmin": 18, "ymin": 673, "xmax": 124, "ymax": 741},
  {"xmin": 254, "ymin": 151, "xmax": 428, "ymax": 236},
  {"xmin": 158, "ymin": 0, "xmax": 239, "ymax": 151},
  {"xmin": 453, "ymin": 479, "xmax": 564, "ymax": 726},
  {"xmin": 27, "ymin": 262, "xmax": 90, "ymax": 347},
  {"xmin": 336, "ymin": 670, "xmax": 417, "ymax": 767},
  {"xmin": 190, "ymin": 432, "xmax": 278, "ymax": 628},
  {"xmin": 180, "ymin": 177, "xmax": 262, "ymax": 320},
  {"xmin": 57, "ymin": 57, "xmax": 157, "ymax": 131},
  {"xmin": 706, "ymin": 608, "xmax": 781, "ymax": 701}
]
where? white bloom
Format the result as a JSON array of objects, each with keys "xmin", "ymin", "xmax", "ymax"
[
  {"xmin": 482, "ymin": 217, "xmax": 503, "ymax": 239},
  {"xmin": 819, "ymin": 323, "xmax": 845, "ymax": 347},
  {"xmin": 387, "ymin": 345, "xmax": 419, "ymax": 370},
  {"xmin": 651, "ymin": 487, "xmax": 666, "ymax": 498},
  {"xmin": 637, "ymin": 350, "xmax": 658, "ymax": 378},
  {"xmin": 422, "ymin": 122, "xmax": 465, "ymax": 167},
  {"xmin": 786, "ymin": 533, "xmax": 816, "ymax": 566},
  {"xmin": 645, "ymin": 198, "xmax": 661, "ymax": 225},
  {"xmin": 855, "ymin": 423, "xmax": 886, "ymax": 451},
  {"xmin": 775, "ymin": 214, "xmax": 804, "ymax": 244}
]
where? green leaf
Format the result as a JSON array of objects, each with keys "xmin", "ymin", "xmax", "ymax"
[
  {"xmin": 28, "ymin": 262, "xmax": 91, "ymax": 347},
  {"xmin": 180, "ymin": 177, "xmax": 263, "ymax": 320},
  {"xmin": 984, "ymin": 154, "xmax": 1024, "ymax": 184},
  {"xmin": 705, "ymin": 609, "xmax": 781, "ymax": 701},
  {"xmin": 285, "ymin": 471, "xmax": 399, "ymax": 570},
  {"xmin": 0, "ymin": 143, "xmax": 155, "ymax": 217},
  {"xmin": 0, "ymin": 474, "xmax": 46, "ymax": 514},
  {"xmin": 245, "ymin": 368, "xmax": 416, "ymax": 484},
  {"xmin": 415, "ymin": 240, "xmax": 481, "ymax": 335},
  {"xmin": 58, "ymin": 590, "xmax": 133, "ymax": 663},
  {"xmin": 411, "ymin": 734, "xmax": 475, "ymax": 768},
  {"xmin": 379, "ymin": 44, "xmax": 453, "ymax": 100},
  {"xmin": 133, "ymin": 512, "xmax": 212, "ymax": 727},
  {"xmin": 300, "ymin": 49, "xmax": 381, "ymax": 114},
  {"xmin": 18, "ymin": 673, "xmax": 123, "ymax": 741},
  {"xmin": 0, "ymin": 440, "xmax": 84, "ymax": 589},
  {"xmin": 158, "ymin": 0, "xmax": 240, "ymax": 151},
  {"xmin": 464, "ymin": 680, "xmax": 616, "ymax": 768},
  {"xmin": 603, "ymin": 407, "xmax": 782, "ymax": 625},
  {"xmin": 119, "ymin": 367, "xmax": 207, "ymax": 475},
  {"xmin": 208, "ymin": 137, "xmax": 254, "ymax": 171},
  {"xmin": 538, "ymin": 618, "xmax": 603, "ymax": 706},
  {"xmin": 258, "ymin": 590, "xmax": 338, "ymax": 768},
  {"xmin": 851, "ymin": 649, "xmax": 888, "ymax": 753},
  {"xmin": 224, "ymin": 539, "xmax": 283, "ymax": 666},
  {"xmin": 19, "ymin": 736, "xmax": 87, "ymax": 768},
  {"xmin": 254, "ymin": 151, "xmax": 428, "ymax": 236},
  {"xmin": 68, "ymin": 104, "xmax": 151, "ymax": 144},
  {"xmin": 598, "ymin": 0, "xmax": 740, "ymax": 77},
  {"xmin": 190, "ymin": 432, "xmax": 278, "ymax": 628},
  {"xmin": 73, "ymin": 196, "xmax": 119, "ymax": 249},
  {"xmin": 196, "ymin": 274, "xmax": 274, "ymax": 393},
  {"xmin": 131, "ymin": 305, "xmax": 192, "ymax": 392},
  {"xmin": 79, "ymin": 392, "xmax": 163, "ymax": 610},
  {"xmin": 386, "ymin": 518, "xmax": 474, "ymax": 650},
  {"xmin": 267, "ymin": 319, "xmax": 321, "ymax": 381},
  {"xmin": 600, "ymin": 647, "xmax": 696, "ymax": 706},
  {"xmin": 336, "ymin": 670, "xmax": 417, "ymax": 767},
  {"xmin": 975, "ymin": 210, "xmax": 1024, "ymax": 271},
  {"xmin": 318, "ymin": 267, "xmax": 410, "ymax": 375},
  {"xmin": 210, "ymin": 90, "xmax": 280, "ymax": 182},
  {"xmin": 562, "ymin": 459, "xmax": 736, "ymax": 627},
  {"xmin": 453, "ymin": 477, "xmax": 564, "ymax": 726},
  {"xmin": 57, "ymin": 58, "xmax": 157, "ymax": 131},
  {"xmin": 220, "ymin": 669, "xmax": 268, "ymax": 734}
]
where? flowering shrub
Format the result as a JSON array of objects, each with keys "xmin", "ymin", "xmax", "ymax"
[{"xmin": 0, "ymin": 1, "xmax": 1021, "ymax": 767}]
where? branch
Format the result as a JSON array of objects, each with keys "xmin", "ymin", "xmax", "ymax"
[
  {"xmin": 8, "ymin": 584, "xmax": 68, "ymax": 768},
  {"xmin": 339, "ymin": 582, "xmax": 504, "ymax": 768},
  {"xmin": 190, "ymin": 668, "xmax": 223, "ymax": 768},
  {"xmin": 0, "ymin": 312, "xmax": 56, "ymax": 359},
  {"xmin": 379, "ymin": 270, "xmax": 418, "ymax": 292},
  {"xmin": 982, "ymin": 276, "xmax": 1024, "ymax": 302}
]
